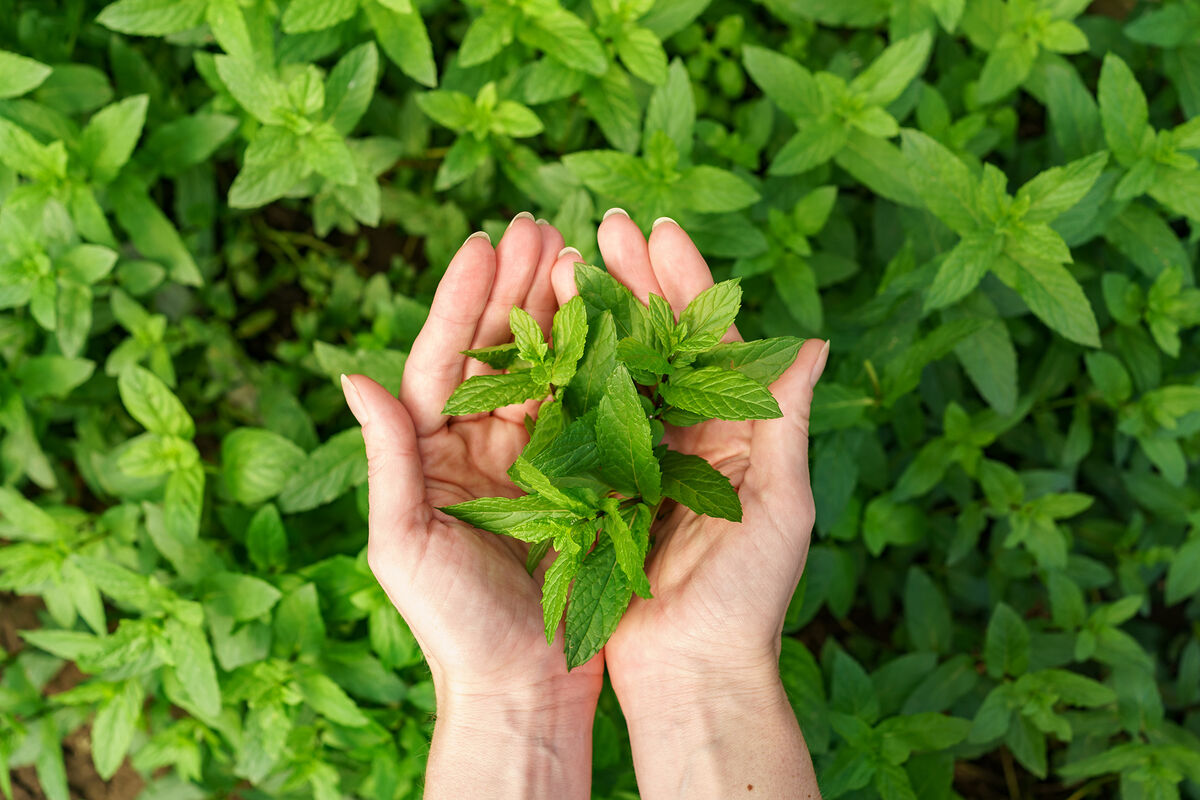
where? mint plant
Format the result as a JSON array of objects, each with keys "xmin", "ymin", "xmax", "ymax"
[{"xmin": 439, "ymin": 265, "xmax": 801, "ymax": 667}]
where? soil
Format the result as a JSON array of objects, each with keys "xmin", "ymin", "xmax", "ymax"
[{"xmin": 1, "ymin": 593, "xmax": 145, "ymax": 800}]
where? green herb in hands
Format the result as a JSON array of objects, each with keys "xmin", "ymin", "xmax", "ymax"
[{"xmin": 439, "ymin": 264, "xmax": 802, "ymax": 668}]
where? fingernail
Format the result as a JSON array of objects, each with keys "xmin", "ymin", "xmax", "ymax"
[
  {"xmin": 466, "ymin": 230, "xmax": 490, "ymax": 243},
  {"xmin": 341, "ymin": 374, "xmax": 369, "ymax": 425},
  {"xmin": 603, "ymin": 207, "xmax": 629, "ymax": 221},
  {"xmin": 809, "ymin": 340, "xmax": 830, "ymax": 388},
  {"xmin": 557, "ymin": 246, "xmax": 582, "ymax": 260},
  {"xmin": 535, "ymin": 217, "xmax": 549, "ymax": 225},
  {"xmin": 508, "ymin": 211, "xmax": 535, "ymax": 228},
  {"xmin": 652, "ymin": 216, "xmax": 676, "ymax": 230}
]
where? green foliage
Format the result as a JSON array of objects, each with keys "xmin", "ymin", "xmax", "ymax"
[
  {"xmin": 0, "ymin": 1, "xmax": 1197, "ymax": 799},
  {"xmin": 441, "ymin": 273, "xmax": 792, "ymax": 665}
]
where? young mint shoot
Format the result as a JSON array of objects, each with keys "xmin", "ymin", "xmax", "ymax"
[{"xmin": 439, "ymin": 264, "xmax": 803, "ymax": 668}]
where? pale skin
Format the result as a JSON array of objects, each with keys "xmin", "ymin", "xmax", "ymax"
[{"xmin": 340, "ymin": 209, "xmax": 828, "ymax": 799}]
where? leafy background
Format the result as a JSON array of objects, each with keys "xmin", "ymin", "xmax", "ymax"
[{"xmin": 1, "ymin": 0, "xmax": 1199, "ymax": 798}]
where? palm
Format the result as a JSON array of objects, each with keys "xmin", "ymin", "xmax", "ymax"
[{"xmin": 351, "ymin": 217, "xmax": 603, "ymax": 694}]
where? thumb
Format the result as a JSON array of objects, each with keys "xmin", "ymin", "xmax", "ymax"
[
  {"xmin": 341, "ymin": 374, "xmax": 430, "ymax": 567},
  {"xmin": 746, "ymin": 339, "xmax": 829, "ymax": 522}
]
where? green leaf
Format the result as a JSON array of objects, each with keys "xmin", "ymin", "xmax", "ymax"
[
  {"xmin": 924, "ymin": 234, "xmax": 1002, "ymax": 311},
  {"xmin": 901, "ymin": 129, "xmax": 981, "ymax": 235},
  {"xmin": 213, "ymin": 55, "xmax": 286, "ymax": 126},
  {"xmin": 1099, "ymin": 53, "xmax": 1152, "ymax": 164},
  {"xmin": 904, "ymin": 567, "xmax": 952, "ymax": 653},
  {"xmin": 691, "ymin": 337, "xmax": 802, "ymax": 385},
  {"xmin": 281, "ymin": 0, "xmax": 359, "ymax": 33},
  {"xmin": 680, "ymin": 165, "xmax": 760, "ymax": 213},
  {"xmin": 277, "ymin": 428, "xmax": 366, "ymax": 513},
  {"xmin": 508, "ymin": 456, "xmax": 595, "ymax": 517},
  {"xmin": 659, "ymin": 448, "xmax": 741, "ymax": 521},
  {"xmin": 491, "ymin": 100, "xmax": 544, "ymax": 137},
  {"xmin": 463, "ymin": 343, "xmax": 519, "ymax": 369},
  {"xmin": 510, "ymin": 305, "xmax": 548, "ymax": 362},
  {"xmin": 0, "ymin": 50, "xmax": 52, "ymax": 99},
  {"xmin": 851, "ymin": 31, "xmax": 932, "ymax": 107},
  {"xmin": 742, "ymin": 45, "xmax": 824, "ymax": 120},
  {"xmin": 118, "ymin": 365, "xmax": 194, "ymax": 438},
  {"xmin": 616, "ymin": 337, "xmax": 672, "ymax": 375},
  {"xmin": 542, "ymin": 542, "xmax": 584, "ymax": 644},
  {"xmin": 564, "ymin": 310, "xmax": 618, "ymax": 417},
  {"xmin": 976, "ymin": 36, "xmax": 1038, "ymax": 103},
  {"xmin": 96, "ymin": 0, "xmax": 207, "ymax": 36},
  {"xmin": 164, "ymin": 462, "xmax": 204, "ymax": 544},
  {"xmin": 15, "ymin": 355, "xmax": 94, "ymax": 399},
  {"xmin": 520, "ymin": 7, "xmax": 608, "ymax": 77},
  {"xmin": 600, "ymin": 498, "xmax": 651, "ymax": 598},
  {"xmin": 443, "ymin": 371, "xmax": 547, "ymax": 414},
  {"xmin": 204, "ymin": 572, "xmax": 282, "ymax": 621},
  {"xmin": 165, "ymin": 616, "xmax": 221, "ymax": 717},
  {"xmin": 770, "ymin": 119, "xmax": 847, "ymax": 175},
  {"xmin": 678, "ymin": 279, "xmax": 741, "ymax": 344},
  {"xmin": 984, "ymin": 603, "xmax": 1030, "ymax": 678},
  {"xmin": 661, "ymin": 366, "xmax": 782, "ymax": 420},
  {"xmin": 324, "ymin": 42, "xmax": 379, "ymax": 136},
  {"xmin": 643, "ymin": 59, "xmax": 695, "ymax": 158},
  {"xmin": 1000, "ymin": 256, "xmax": 1101, "ymax": 347},
  {"xmin": 364, "ymin": 2, "xmax": 437, "ymax": 87},
  {"xmin": 109, "ymin": 175, "xmax": 203, "ymax": 285},
  {"xmin": 296, "ymin": 668, "xmax": 369, "ymax": 725},
  {"xmin": 221, "ymin": 428, "xmax": 308, "ymax": 506},
  {"xmin": 1166, "ymin": 538, "xmax": 1200, "ymax": 605},
  {"xmin": 1017, "ymin": 152, "xmax": 1109, "ymax": 224},
  {"xmin": 596, "ymin": 364, "xmax": 662, "ymax": 503},
  {"xmin": 78, "ymin": 95, "xmax": 148, "ymax": 183},
  {"xmin": 564, "ymin": 536, "xmax": 632, "ymax": 669},
  {"xmin": 550, "ymin": 295, "xmax": 588, "ymax": 385},
  {"xmin": 441, "ymin": 493, "xmax": 583, "ymax": 536},
  {"xmin": 247, "ymin": 504, "xmax": 288, "ymax": 573},
  {"xmin": 617, "ymin": 27, "xmax": 667, "ymax": 85}
]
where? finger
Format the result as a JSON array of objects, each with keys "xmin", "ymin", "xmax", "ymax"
[
  {"xmin": 598, "ymin": 208, "xmax": 664, "ymax": 305},
  {"xmin": 342, "ymin": 375, "xmax": 431, "ymax": 574},
  {"xmin": 464, "ymin": 213, "xmax": 543, "ymax": 380},
  {"xmin": 647, "ymin": 217, "xmax": 742, "ymax": 342},
  {"xmin": 745, "ymin": 339, "xmax": 829, "ymax": 528},
  {"xmin": 550, "ymin": 247, "xmax": 584, "ymax": 306},
  {"xmin": 400, "ymin": 232, "xmax": 496, "ymax": 436},
  {"xmin": 524, "ymin": 220, "xmax": 565, "ymax": 334}
]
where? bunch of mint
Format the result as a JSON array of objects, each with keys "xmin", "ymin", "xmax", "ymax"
[{"xmin": 440, "ymin": 264, "xmax": 802, "ymax": 668}]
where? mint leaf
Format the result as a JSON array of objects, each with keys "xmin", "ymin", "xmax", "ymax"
[
  {"xmin": 659, "ymin": 448, "xmax": 742, "ymax": 522},
  {"xmin": 443, "ymin": 371, "xmax": 547, "ymax": 414},
  {"xmin": 616, "ymin": 337, "xmax": 672, "ymax": 376},
  {"xmin": 563, "ymin": 536, "xmax": 633, "ymax": 669},
  {"xmin": 661, "ymin": 366, "xmax": 782, "ymax": 420},
  {"xmin": 118, "ymin": 365, "xmax": 194, "ymax": 438},
  {"xmin": 541, "ymin": 541, "xmax": 584, "ymax": 644},
  {"xmin": 1099, "ymin": 53, "xmax": 1152, "ymax": 164},
  {"xmin": 596, "ymin": 364, "xmax": 662, "ymax": 503},
  {"xmin": 900, "ymin": 129, "xmax": 981, "ymax": 235},
  {"xmin": 1017, "ymin": 152, "xmax": 1109, "ymax": 224},
  {"xmin": 462, "ymin": 342, "xmax": 519, "ymax": 369},
  {"xmin": 440, "ymin": 494, "xmax": 582, "ymax": 535},
  {"xmin": 573, "ymin": 263, "xmax": 649, "ymax": 341},
  {"xmin": 678, "ymin": 278, "xmax": 741, "ymax": 345},
  {"xmin": 998, "ymin": 256, "xmax": 1101, "ymax": 347},
  {"xmin": 564, "ymin": 310, "xmax": 618, "ymax": 417},
  {"xmin": 550, "ymin": 295, "xmax": 587, "ymax": 385},
  {"xmin": 600, "ymin": 497, "xmax": 651, "ymax": 598},
  {"xmin": 508, "ymin": 456, "xmax": 596, "ymax": 516},
  {"xmin": 924, "ymin": 234, "xmax": 1002, "ymax": 312},
  {"xmin": 510, "ymin": 305, "xmax": 548, "ymax": 362},
  {"xmin": 692, "ymin": 338, "xmax": 803, "ymax": 386},
  {"xmin": 528, "ymin": 412, "xmax": 601, "ymax": 478}
]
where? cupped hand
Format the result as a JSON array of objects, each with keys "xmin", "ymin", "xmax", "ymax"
[
  {"xmin": 341, "ymin": 215, "xmax": 604, "ymax": 705},
  {"xmin": 548, "ymin": 212, "xmax": 829, "ymax": 694}
]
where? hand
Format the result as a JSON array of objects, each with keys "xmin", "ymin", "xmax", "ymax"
[
  {"xmin": 341, "ymin": 215, "xmax": 602, "ymax": 799},
  {"xmin": 550, "ymin": 211, "xmax": 827, "ymax": 798}
]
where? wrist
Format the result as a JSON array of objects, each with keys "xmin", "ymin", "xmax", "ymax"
[{"xmin": 612, "ymin": 655, "xmax": 785, "ymax": 731}]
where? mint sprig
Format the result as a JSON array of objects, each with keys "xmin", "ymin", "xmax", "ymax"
[{"xmin": 438, "ymin": 265, "xmax": 802, "ymax": 668}]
